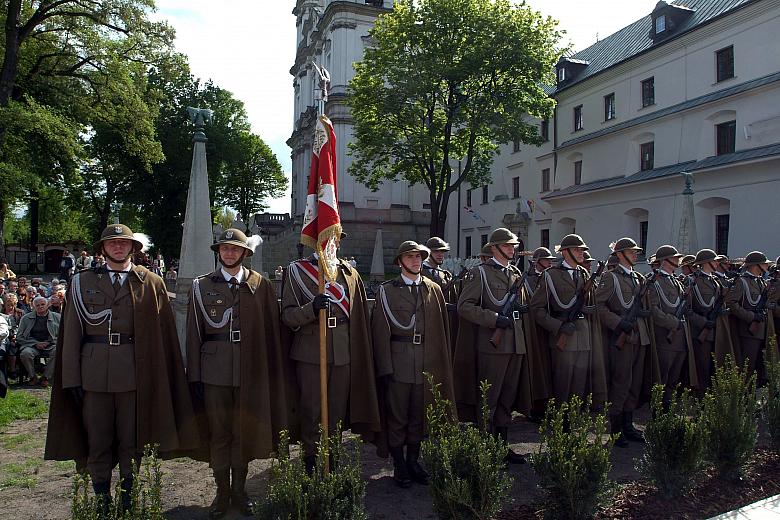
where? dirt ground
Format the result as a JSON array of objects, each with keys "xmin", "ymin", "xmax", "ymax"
[{"xmin": 0, "ymin": 387, "xmax": 652, "ymax": 520}]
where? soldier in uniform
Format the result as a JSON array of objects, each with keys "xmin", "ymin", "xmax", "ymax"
[
  {"xmin": 687, "ymin": 249, "xmax": 725, "ymax": 390},
  {"xmin": 595, "ymin": 238, "xmax": 651, "ymax": 447},
  {"xmin": 525, "ymin": 247, "xmax": 556, "ymax": 295},
  {"xmin": 186, "ymin": 229, "xmax": 288, "ymax": 518},
  {"xmin": 478, "ymin": 243, "xmax": 492, "ymax": 264},
  {"xmin": 680, "ymin": 254, "xmax": 697, "ymax": 278},
  {"xmin": 725, "ymin": 251, "xmax": 774, "ymax": 376},
  {"xmin": 530, "ymin": 234, "xmax": 604, "ymax": 408},
  {"xmin": 647, "ymin": 245, "xmax": 697, "ymax": 404},
  {"xmin": 45, "ymin": 225, "xmax": 198, "ymax": 512},
  {"xmin": 422, "ymin": 237, "xmax": 460, "ymax": 361},
  {"xmin": 281, "ymin": 235, "xmax": 381, "ymax": 473},
  {"xmin": 372, "ymin": 241, "xmax": 455, "ymax": 487},
  {"xmin": 455, "ymin": 228, "xmax": 530, "ymax": 464},
  {"xmin": 606, "ymin": 253, "xmax": 619, "ymax": 272}
]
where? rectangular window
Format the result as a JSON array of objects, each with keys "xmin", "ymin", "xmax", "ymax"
[
  {"xmin": 466, "ymin": 189, "xmax": 472, "ymax": 207},
  {"xmin": 574, "ymin": 160, "xmax": 582, "ymax": 185},
  {"xmin": 716, "ymin": 45, "xmax": 734, "ymax": 82},
  {"xmin": 482, "ymin": 185, "xmax": 488, "ymax": 204},
  {"xmin": 541, "ymin": 168, "xmax": 550, "ymax": 192},
  {"xmin": 481, "ymin": 234, "xmax": 488, "ymax": 248},
  {"xmin": 513, "ymin": 139, "xmax": 520, "ymax": 153},
  {"xmin": 465, "ymin": 236, "xmax": 472, "ymax": 258},
  {"xmin": 655, "ymin": 15, "xmax": 666, "ymax": 34},
  {"xmin": 558, "ymin": 68, "xmax": 566, "ymax": 82},
  {"xmin": 540, "ymin": 118, "xmax": 549, "ymax": 141},
  {"xmin": 541, "ymin": 229, "xmax": 550, "ymax": 249},
  {"xmin": 716, "ymin": 120, "xmax": 736, "ymax": 155},
  {"xmin": 716, "ymin": 214, "xmax": 729, "ymax": 255},
  {"xmin": 574, "ymin": 105, "xmax": 583, "ymax": 131},
  {"xmin": 604, "ymin": 93, "xmax": 616, "ymax": 121},
  {"xmin": 641, "ymin": 77, "xmax": 655, "ymax": 107},
  {"xmin": 639, "ymin": 221, "xmax": 649, "ymax": 253},
  {"xmin": 512, "ymin": 177, "xmax": 520, "ymax": 199},
  {"xmin": 640, "ymin": 141, "xmax": 655, "ymax": 171}
]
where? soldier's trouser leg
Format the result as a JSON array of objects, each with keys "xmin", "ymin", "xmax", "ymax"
[
  {"xmin": 477, "ymin": 353, "xmax": 522, "ymax": 428},
  {"xmin": 740, "ymin": 338, "xmax": 763, "ymax": 377},
  {"xmin": 551, "ymin": 349, "xmax": 589, "ymax": 404},
  {"xmin": 296, "ymin": 362, "xmax": 350, "ymax": 456},
  {"xmin": 693, "ymin": 339, "xmax": 714, "ymax": 390},
  {"xmin": 83, "ymin": 391, "xmax": 137, "ymax": 485},
  {"xmin": 203, "ymin": 384, "xmax": 241, "ymax": 471},
  {"xmin": 624, "ymin": 344, "xmax": 646, "ymax": 412},
  {"xmin": 385, "ymin": 381, "xmax": 424, "ymax": 448},
  {"xmin": 657, "ymin": 350, "xmax": 686, "ymax": 401}
]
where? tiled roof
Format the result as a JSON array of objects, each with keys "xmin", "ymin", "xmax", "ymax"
[
  {"xmin": 543, "ymin": 142, "xmax": 780, "ymax": 200},
  {"xmin": 559, "ymin": 71, "xmax": 780, "ymax": 149},
  {"xmin": 556, "ymin": 0, "xmax": 758, "ymax": 92}
]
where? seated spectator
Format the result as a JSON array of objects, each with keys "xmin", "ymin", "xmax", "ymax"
[
  {"xmin": 75, "ymin": 250, "xmax": 91, "ymax": 271},
  {"xmin": 17, "ymin": 276, "xmax": 28, "ymax": 291},
  {"xmin": 31, "ymin": 277, "xmax": 48, "ymax": 297},
  {"xmin": 2, "ymin": 294, "xmax": 23, "ymax": 380},
  {"xmin": 165, "ymin": 265, "xmax": 177, "ymax": 281},
  {"xmin": 48, "ymin": 293, "xmax": 63, "ymax": 314},
  {"xmin": 0, "ymin": 263, "xmax": 16, "ymax": 281},
  {"xmin": 7, "ymin": 280, "xmax": 17, "ymax": 295},
  {"xmin": 274, "ymin": 265, "xmax": 284, "ymax": 280},
  {"xmin": 0, "ymin": 283, "xmax": 5, "ymax": 299},
  {"xmin": 18, "ymin": 286, "xmax": 36, "ymax": 313},
  {"xmin": 91, "ymin": 254, "xmax": 105, "ymax": 268},
  {"xmin": 17, "ymin": 296, "xmax": 60, "ymax": 387}
]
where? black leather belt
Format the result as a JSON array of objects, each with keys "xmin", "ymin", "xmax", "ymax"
[
  {"xmin": 390, "ymin": 334, "xmax": 424, "ymax": 344},
  {"xmin": 84, "ymin": 334, "xmax": 134, "ymax": 346},
  {"xmin": 205, "ymin": 331, "xmax": 242, "ymax": 343}
]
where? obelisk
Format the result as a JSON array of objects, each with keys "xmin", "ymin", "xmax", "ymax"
[
  {"xmin": 676, "ymin": 171, "xmax": 699, "ymax": 254},
  {"xmin": 173, "ymin": 107, "xmax": 216, "ymax": 356},
  {"xmin": 370, "ymin": 228, "xmax": 385, "ymax": 282}
]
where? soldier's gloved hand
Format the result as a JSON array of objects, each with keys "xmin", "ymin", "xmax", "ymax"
[
  {"xmin": 190, "ymin": 382, "xmax": 204, "ymax": 401},
  {"xmin": 312, "ymin": 294, "xmax": 330, "ymax": 311},
  {"xmin": 704, "ymin": 320, "xmax": 716, "ymax": 330},
  {"xmin": 558, "ymin": 322, "xmax": 576, "ymax": 336},
  {"xmin": 446, "ymin": 303, "xmax": 457, "ymax": 312},
  {"xmin": 69, "ymin": 386, "xmax": 84, "ymax": 408},
  {"xmin": 752, "ymin": 312, "xmax": 766, "ymax": 323},
  {"xmin": 617, "ymin": 319, "xmax": 634, "ymax": 334},
  {"xmin": 495, "ymin": 315, "xmax": 512, "ymax": 329},
  {"xmin": 719, "ymin": 307, "xmax": 730, "ymax": 316}
]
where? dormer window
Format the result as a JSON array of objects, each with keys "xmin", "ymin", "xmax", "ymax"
[{"xmin": 655, "ymin": 15, "xmax": 666, "ymax": 34}]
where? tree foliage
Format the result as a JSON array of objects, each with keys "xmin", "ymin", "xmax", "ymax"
[{"xmin": 348, "ymin": 0, "xmax": 563, "ymax": 235}]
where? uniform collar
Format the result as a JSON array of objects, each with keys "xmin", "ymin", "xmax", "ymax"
[
  {"xmin": 221, "ymin": 267, "xmax": 244, "ymax": 283},
  {"xmin": 491, "ymin": 257, "xmax": 509, "ymax": 269},
  {"xmin": 619, "ymin": 264, "xmax": 634, "ymax": 276},
  {"xmin": 401, "ymin": 273, "xmax": 421, "ymax": 286}
]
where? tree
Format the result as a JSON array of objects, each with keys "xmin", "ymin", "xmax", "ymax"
[
  {"xmin": 215, "ymin": 131, "xmax": 286, "ymax": 226},
  {"xmin": 348, "ymin": 0, "xmax": 563, "ymax": 236}
]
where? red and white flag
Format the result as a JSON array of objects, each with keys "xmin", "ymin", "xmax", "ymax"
[{"xmin": 301, "ymin": 114, "xmax": 342, "ymax": 282}]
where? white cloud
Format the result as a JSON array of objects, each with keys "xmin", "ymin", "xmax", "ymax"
[{"xmin": 154, "ymin": 0, "xmax": 657, "ymax": 216}]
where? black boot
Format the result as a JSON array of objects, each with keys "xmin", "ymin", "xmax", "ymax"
[
  {"xmin": 119, "ymin": 476, "xmax": 133, "ymax": 513},
  {"xmin": 231, "ymin": 466, "xmax": 254, "ymax": 517},
  {"xmin": 622, "ymin": 412, "xmax": 645, "ymax": 443},
  {"xmin": 390, "ymin": 446, "xmax": 412, "ymax": 488},
  {"xmin": 209, "ymin": 469, "xmax": 231, "ymax": 519},
  {"xmin": 610, "ymin": 414, "xmax": 628, "ymax": 448},
  {"xmin": 304, "ymin": 454, "xmax": 316, "ymax": 476},
  {"xmin": 496, "ymin": 427, "xmax": 526, "ymax": 464},
  {"xmin": 92, "ymin": 480, "xmax": 111, "ymax": 518},
  {"xmin": 405, "ymin": 443, "xmax": 429, "ymax": 485}
]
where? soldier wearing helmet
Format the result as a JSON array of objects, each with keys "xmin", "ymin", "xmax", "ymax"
[
  {"xmin": 372, "ymin": 241, "xmax": 455, "ymax": 488},
  {"xmin": 455, "ymin": 228, "xmax": 531, "ymax": 464},
  {"xmin": 45, "ymin": 224, "xmax": 198, "ymax": 514},
  {"xmin": 595, "ymin": 237, "xmax": 651, "ymax": 448},
  {"xmin": 186, "ymin": 228, "xmax": 289, "ymax": 517}
]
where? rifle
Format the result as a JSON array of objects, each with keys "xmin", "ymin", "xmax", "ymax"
[
  {"xmin": 440, "ymin": 265, "xmax": 468, "ymax": 295},
  {"xmin": 749, "ymin": 266, "xmax": 780, "ymax": 336},
  {"xmin": 489, "ymin": 272, "xmax": 528, "ymax": 348},
  {"xmin": 666, "ymin": 276, "xmax": 694, "ymax": 343},
  {"xmin": 554, "ymin": 261, "xmax": 606, "ymax": 351},
  {"xmin": 613, "ymin": 271, "xmax": 657, "ymax": 350}
]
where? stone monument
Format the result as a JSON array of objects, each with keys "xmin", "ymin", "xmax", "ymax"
[
  {"xmin": 676, "ymin": 171, "xmax": 699, "ymax": 254},
  {"xmin": 370, "ymin": 228, "xmax": 385, "ymax": 282},
  {"xmin": 173, "ymin": 107, "xmax": 216, "ymax": 355}
]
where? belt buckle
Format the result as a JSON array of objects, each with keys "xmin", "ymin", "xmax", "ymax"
[
  {"xmin": 327, "ymin": 316, "xmax": 337, "ymax": 329},
  {"xmin": 231, "ymin": 330, "xmax": 241, "ymax": 343},
  {"xmin": 512, "ymin": 310, "xmax": 520, "ymax": 320},
  {"xmin": 109, "ymin": 333, "xmax": 120, "ymax": 346},
  {"xmin": 413, "ymin": 333, "xmax": 422, "ymax": 345}
]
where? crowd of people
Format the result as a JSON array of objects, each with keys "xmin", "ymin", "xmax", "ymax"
[{"xmin": 1, "ymin": 222, "xmax": 777, "ymax": 519}]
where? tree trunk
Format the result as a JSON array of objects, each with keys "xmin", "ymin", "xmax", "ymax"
[
  {"xmin": 428, "ymin": 188, "xmax": 455, "ymax": 238},
  {"xmin": 0, "ymin": 199, "xmax": 6, "ymax": 261},
  {"xmin": 0, "ymin": 1, "xmax": 21, "ymax": 108}
]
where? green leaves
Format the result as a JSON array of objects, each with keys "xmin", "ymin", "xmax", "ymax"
[{"xmin": 348, "ymin": 0, "xmax": 563, "ymax": 234}]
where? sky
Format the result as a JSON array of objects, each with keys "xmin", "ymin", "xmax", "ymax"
[{"xmin": 154, "ymin": 0, "xmax": 658, "ymax": 215}]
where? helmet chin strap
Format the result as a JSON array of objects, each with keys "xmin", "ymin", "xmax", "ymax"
[
  {"xmin": 220, "ymin": 252, "xmax": 246, "ymax": 269},
  {"xmin": 399, "ymin": 261, "xmax": 421, "ymax": 277},
  {"xmin": 619, "ymin": 251, "xmax": 636, "ymax": 268},
  {"xmin": 105, "ymin": 251, "xmax": 132, "ymax": 265},
  {"xmin": 495, "ymin": 244, "xmax": 513, "ymax": 263},
  {"xmin": 563, "ymin": 249, "xmax": 581, "ymax": 266}
]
